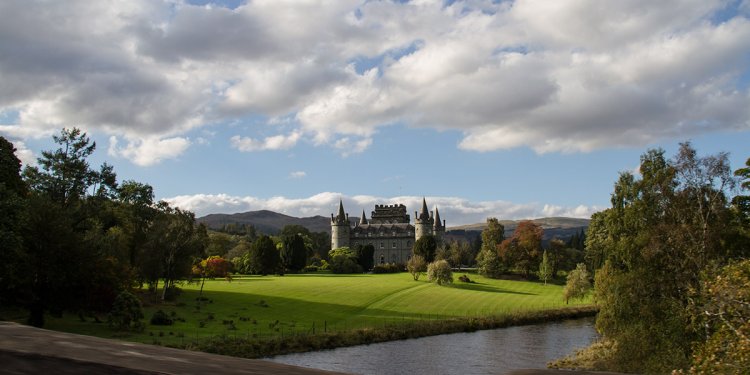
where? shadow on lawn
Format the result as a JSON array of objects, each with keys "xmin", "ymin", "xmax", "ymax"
[{"xmin": 451, "ymin": 282, "xmax": 536, "ymax": 295}]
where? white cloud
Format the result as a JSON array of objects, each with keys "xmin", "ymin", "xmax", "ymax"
[
  {"xmin": 230, "ymin": 131, "xmax": 301, "ymax": 152},
  {"xmin": 0, "ymin": 0, "xmax": 748, "ymax": 159},
  {"xmin": 165, "ymin": 192, "xmax": 604, "ymax": 225},
  {"xmin": 288, "ymin": 171, "xmax": 306, "ymax": 179},
  {"xmin": 108, "ymin": 136, "xmax": 191, "ymax": 166}
]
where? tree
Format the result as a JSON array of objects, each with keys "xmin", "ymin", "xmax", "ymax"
[
  {"xmin": 407, "ymin": 255, "xmax": 426, "ymax": 281},
  {"xmin": 476, "ymin": 218, "xmax": 504, "ymax": 278},
  {"xmin": 23, "ymin": 128, "xmax": 115, "ymax": 206},
  {"xmin": 412, "ymin": 235, "xmax": 437, "ymax": 262},
  {"xmin": 538, "ymin": 250, "xmax": 553, "ymax": 285},
  {"xmin": 512, "ymin": 221, "xmax": 543, "ymax": 277},
  {"xmin": 686, "ymin": 259, "xmax": 750, "ymax": 374},
  {"xmin": 449, "ymin": 240, "xmax": 471, "ymax": 270},
  {"xmin": 328, "ymin": 247, "xmax": 362, "ymax": 274},
  {"xmin": 193, "ymin": 256, "xmax": 232, "ymax": 304},
  {"xmin": 280, "ymin": 233, "xmax": 307, "ymax": 272},
  {"xmin": 355, "ymin": 244, "xmax": 375, "ymax": 271},
  {"xmin": 588, "ymin": 144, "xmax": 744, "ymax": 373},
  {"xmin": 477, "ymin": 247, "xmax": 503, "ymax": 278},
  {"xmin": 249, "ymin": 235, "xmax": 280, "ymax": 275},
  {"xmin": 107, "ymin": 290, "xmax": 144, "ymax": 332},
  {"xmin": 563, "ymin": 263, "xmax": 590, "ymax": 303},
  {"xmin": 0, "ymin": 137, "xmax": 28, "ymax": 307},
  {"xmin": 427, "ymin": 260, "xmax": 453, "ymax": 285}
]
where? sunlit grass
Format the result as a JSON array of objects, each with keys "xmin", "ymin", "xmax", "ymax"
[{"xmin": 43, "ymin": 272, "xmax": 592, "ymax": 346}]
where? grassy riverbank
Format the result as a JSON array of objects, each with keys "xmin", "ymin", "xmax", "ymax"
[{"xmin": 7, "ymin": 272, "xmax": 593, "ymax": 356}]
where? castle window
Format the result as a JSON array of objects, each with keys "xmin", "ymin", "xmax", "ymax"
[
  {"xmin": 380, "ymin": 242, "xmax": 384, "ymax": 249},
  {"xmin": 380, "ymin": 254, "xmax": 385, "ymax": 264},
  {"xmin": 392, "ymin": 241, "xmax": 396, "ymax": 248}
]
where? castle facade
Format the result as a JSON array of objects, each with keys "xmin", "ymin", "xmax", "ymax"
[{"xmin": 331, "ymin": 198, "xmax": 445, "ymax": 265}]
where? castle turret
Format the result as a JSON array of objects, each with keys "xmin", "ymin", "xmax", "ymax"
[
  {"xmin": 433, "ymin": 206, "xmax": 445, "ymax": 242},
  {"xmin": 414, "ymin": 197, "xmax": 434, "ymax": 242},
  {"xmin": 331, "ymin": 199, "xmax": 350, "ymax": 249},
  {"xmin": 359, "ymin": 209, "xmax": 368, "ymax": 225}
]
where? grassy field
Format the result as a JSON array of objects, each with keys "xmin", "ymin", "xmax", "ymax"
[{"xmin": 39, "ymin": 272, "xmax": 592, "ymax": 347}]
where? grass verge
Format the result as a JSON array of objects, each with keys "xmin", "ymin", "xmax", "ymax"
[{"xmin": 180, "ymin": 305, "xmax": 598, "ymax": 359}]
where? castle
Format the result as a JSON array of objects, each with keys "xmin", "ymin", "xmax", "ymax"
[{"xmin": 331, "ymin": 198, "xmax": 445, "ymax": 265}]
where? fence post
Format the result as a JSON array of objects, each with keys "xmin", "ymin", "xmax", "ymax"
[{"xmin": 324, "ymin": 320, "xmax": 327, "ymax": 333}]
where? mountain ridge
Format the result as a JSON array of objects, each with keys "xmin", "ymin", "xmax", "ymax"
[{"xmin": 196, "ymin": 210, "xmax": 590, "ymax": 238}]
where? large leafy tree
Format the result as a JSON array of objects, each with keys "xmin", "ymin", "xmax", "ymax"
[
  {"xmin": 588, "ymin": 144, "xmax": 744, "ymax": 373},
  {"xmin": 280, "ymin": 233, "xmax": 308, "ymax": 272},
  {"xmin": 248, "ymin": 235, "xmax": 280, "ymax": 275},
  {"xmin": 23, "ymin": 128, "xmax": 116, "ymax": 206},
  {"xmin": 0, "ymin": 137, "xmax": 28, "ymax": 307},
  {"xmin": 476, "ymin": 217, "xmax": 504, "ymax": 278},
  {"xmin": 499, "ymin": 220, "xmax": 542, "ymax": 277},
  {"xmin": 412, "ymin": 234, "xmax": 438, "ymax": 262}
]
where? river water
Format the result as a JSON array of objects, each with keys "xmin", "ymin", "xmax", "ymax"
[{"xmin": 269, "ymin": 317, "xmax": 597, "ymax": 375}]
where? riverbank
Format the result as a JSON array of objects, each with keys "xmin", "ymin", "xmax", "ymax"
[{"xmin": 180, "ymin": 305, "xmax": 598, "ymax": 359}]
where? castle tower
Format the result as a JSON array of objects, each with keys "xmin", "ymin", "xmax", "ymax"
[
  {"xmin": 433, "ymin": 206, "xmax": 445, "ymax": 242},
  {"xmin": 414, "ymin": 197, "xmax": 434, "ymax": 242},
  {"xmin": 359, "ymin": 209, "xmax": 368, "ymax": 225},
  {"xmin": 331, "ymin": 199, "xmax": 350, "ymax": 249}
]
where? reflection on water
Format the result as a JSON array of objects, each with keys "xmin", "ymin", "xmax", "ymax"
[{"xmin": 269, "ymin": 317, "xmax": 597, "ymax": 375}]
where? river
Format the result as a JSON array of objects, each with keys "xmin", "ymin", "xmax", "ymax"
[{"xmin": 269, "ymin": 317, "xmax": 597, "ymax": 375}]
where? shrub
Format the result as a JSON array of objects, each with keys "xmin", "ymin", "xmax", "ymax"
[
  {"xmin": 406, "ymin": 255, "xmax": 427, "ymax": 280},
  {"xmin": 372, "ymin": 263, "xmax": 402, "ymax": 274},
  {"xmin": 563, "ymin": 263, "xmax": 591, "ymax": 304},
  {"xmin": 303, "ymin": 265, "xmax": 318, "ymax": 272},
  {"xmin": 427, "ymin": 260, "xmax": 453, "ymax": 286},
  {"xmin": 458, "ymin": 274, "xmax": 474, "ymax": 283},
  {"xmin": 107, "ymin": 291, "xmax": 144, "ymax": 332},
  {"xmin": 150, "ymin": 310, "xmax": 174, "ymax": 326},
  {"xmin": 328, "ymin": 247, "xmax": 362, "ymax": 274}
]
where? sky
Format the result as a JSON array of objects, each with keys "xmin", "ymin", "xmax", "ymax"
[{"xmin": 1, "ymin": 0, "xmax": 749, "ymax": 226}]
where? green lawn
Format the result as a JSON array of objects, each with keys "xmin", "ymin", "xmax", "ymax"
[{"xmin": 43, "ymin": 272, "xmax": 591, "ymax": 345}]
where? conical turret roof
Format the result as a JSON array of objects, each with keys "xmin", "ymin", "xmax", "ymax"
[
  {"xmin": 337, "ymin": 199, "xmax": 346, "ymax": 219},
  {"xmin": 434, "ymin": 206, "xmax": 442, "ymax": 226},
  {"xmin": 359, "ymin": 209, "xmax": 368, "ymax": 225}
]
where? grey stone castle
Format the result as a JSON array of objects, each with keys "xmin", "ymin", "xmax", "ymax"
[{"xmin": 331, "ymin": 198, "xmax": 445, "ymax": 265}]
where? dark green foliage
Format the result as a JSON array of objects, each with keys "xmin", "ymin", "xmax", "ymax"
[
  {"xmin": 108, "ymin": 291, "xmax": 144, "ymax": 331},
  {"xmin": 0, "ymin": 137, "xmax": 27, "ymax": 307},
  {"xmin": 588, "ymin": 144, "xmax": 746, "ymax": 373},
  {"xmin": 354, "ymin": 244, "xmax": 375, "ymax": 271},
  {"xmin": 280, "ymin": 233, "xmax": 307, "ymax": 272},
  {"xmin": 412, "ymin": 235, "xmax": 437, "ymax": 262},
  {"xmin": 249, "ymin": 235, "xmax": 280, "ymax": 275},
  {"xmin": 328, "ymin": 247, "xmax": 362, "ymax": 274},
  {"xmin": 476, "ymin": 218, "xmax": 505, "ymax": 278},
  {"xmin": 150, "ymin": 310, "xmax": 174, "ymax": 326},
  {"xmin": 371, "ymin": 263, "xmax": 402, "ymax": 273}
]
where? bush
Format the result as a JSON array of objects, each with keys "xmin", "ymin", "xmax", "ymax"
[
  {"xmin": 107, "ymin": 291, "xmax": 144, "ymax": 332},
  {"xmin": 427, "ymin": 260, "xmax": 453, "ymax": 286},
  {"xmin": 458, "ymin": 274, "xmax": 474, "ymax": 283},
  {"xmin": 372, "ymin": 263, "xmax": 402, "ymax": 274},
  {"xmin": 407, "ymin": 255, "xmax": 427, "ymax": 280},
  {"xmin": 329, "ymin": 256, "xmax": 362, "ymax": 274},
  {"xmin": 150, "ymin": 310, "xmax": 174, "ymax": 326},
  {"xmin": 303, "ymin": 265, "xmax": 318, "ymax": 272}
]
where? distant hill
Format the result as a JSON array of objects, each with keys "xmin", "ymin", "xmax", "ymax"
[
  {"xmin": 197, "ymin": 210, "xmax": 589, "ymax": 241},
  {"xmin": 197, "ymin": 210, "xmax": 331, "ymax": 234}
]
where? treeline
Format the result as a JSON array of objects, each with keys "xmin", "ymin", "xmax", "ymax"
[
  {"xmin": 0, "ymin": 129, "xmax": 332, "ymax": 328},
  {"xmin": 0, "ymin": 129, "xmax": 211, "ymax": 326},
  {"xmin": 571, "ymin": 143, "xmax": 750, "ymax": 374},
  {"xmin": 472, "ymin": 218, "xmax": 586, "ymax": 280}
]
